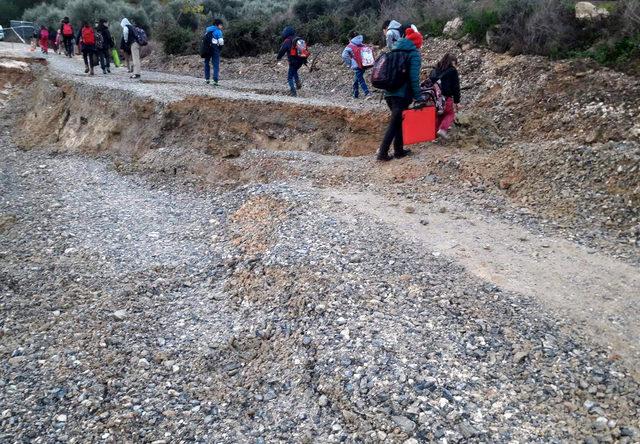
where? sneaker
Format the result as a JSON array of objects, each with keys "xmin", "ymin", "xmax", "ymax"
[
  {"xmin": 437, "ymin": 129, "xmax": 449, "ymax": 139},
  {"xmin": 102, "ymin": 69, "xmax": 107, "ymax": 75},
  {"xmin": 205, "ymin": 79, "xmax": 210, "ymax": 84},
  {"xmin": 295, "ymin": 80, "xmax": 303, "ymax": 90},
  {"xmin": 130, "ymin": 74, "xmax": 141, "ymax": 79},
  {"xmin": 288, "ymin": 90, "xmax": 297, "ymax": 97},
  {"xmin": 376, "ymin": 153, "xmax": 393, "ymax": 162},
  {"xmin": 213, "ymin": 80, "xmax": 219, "ymax": 86},
  {"xmin": 106, "ymin": 68, "xmax": 111, "ymax": 73},
  {"xmin": 363, "ymin": 93, "xmax": 372, "ymax": 101},
  {"xmin": 394, "ymin": 149, "xmax": 412, "ymax": 159},
  {"xmin": 84, "ymin": 66, "xmax": 89, "ymax": 73}
]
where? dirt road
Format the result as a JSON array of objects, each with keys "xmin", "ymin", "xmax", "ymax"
[{"xmin": 1, "ymin": 44, "xmax": 639, "ymax": 442}]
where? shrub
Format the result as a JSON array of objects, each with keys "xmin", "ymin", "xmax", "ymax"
[
  {"xmin": 463, "ymin": 7, "xmax": 499, "ymax": 42},
  {"xmin": 159, "ymin": 25, "xmax": 195, "ymax": 55}
]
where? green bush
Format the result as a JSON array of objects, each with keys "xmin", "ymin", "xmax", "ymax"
[
  {"xmin": 463, "ymin": 8, "xmax": 499, "ymax": 42},
  {"xmin": 159, "ymin": 25, "xmax": 195, "ymax": 55}
]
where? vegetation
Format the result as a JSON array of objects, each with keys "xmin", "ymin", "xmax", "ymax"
[{"xmin": 14, "ymin": 0, "xmax": 640, "ymax": 74}]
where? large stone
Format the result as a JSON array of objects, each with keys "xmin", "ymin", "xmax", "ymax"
[
  {"xmin": 575, "ymin": 2, "xmax": 610, "ymax": 20},
  {"xmin": 443, "ymin": 17, "xmax": 464, "ymax": 37}
]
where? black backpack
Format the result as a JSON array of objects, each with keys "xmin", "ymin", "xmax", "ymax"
[
  {"xmin": 371, "ymin": 49, "xmax": 411, "ymax": 91},
  {"xmin": 199, "ymin": 30, "xmax": 212, "ymax": 58}
]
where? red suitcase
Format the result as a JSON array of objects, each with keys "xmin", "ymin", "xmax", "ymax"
[{"xmin": 402, "ymin": 106, "xmax": 437, "ymax": 145}]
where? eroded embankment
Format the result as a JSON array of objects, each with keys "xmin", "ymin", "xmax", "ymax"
[{"xmin": 14, "ymin": 72, "xmax": 387, "ymax": 160}]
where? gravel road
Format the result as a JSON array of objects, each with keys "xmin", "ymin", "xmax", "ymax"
[
  {"xmin": 2, "ymin": 122, "xmax": 640, "ymax": 442},
  {"xmin": 1, "ymin": 42, "xmax": 639, "ymax": 443}
]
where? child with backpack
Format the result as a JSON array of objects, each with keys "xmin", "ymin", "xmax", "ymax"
[
  {"xmin": 96, "ymin": 19, "xmax": 114, "ymax": 74},
  {"xmin": 39, "ymin": 26, "xmax": 49, "ymax": 54},
  {"xmin": 429, "ymin": 53, "xmax": 461, "ymax": 139},
  {"xmin": 277, "ymin": 26, "xmax": 309, "ymax": 97},
  {"xmin": 77, "ymin": 22, "xmax": 96, "ymax": 76},
  {"xmin": 341, "ymin": 31, "xmax": 373, "ymax": 99},
  {"xmin": 201, "ymin": 19, "xmax": 225, "ymax": 86},
  {"xmin": 376, "ymin": 27, "xmax": 425, "ymax": 161},
  {"xmin": 382, "ymin": 20, "xmax": 402, "ymax": 50},
  {"xmin": 60, "ymin": 17, "xmax": 74, "ymax": 58}
]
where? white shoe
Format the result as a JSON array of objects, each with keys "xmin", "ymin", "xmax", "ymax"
[{"xmin": 437, "ymin": 129, "xmax": 449, "ymax": 139}]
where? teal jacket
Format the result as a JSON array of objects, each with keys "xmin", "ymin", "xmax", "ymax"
[{"xmin": 385, "ymin": 38, "xmax": 422, "ymax": 101}]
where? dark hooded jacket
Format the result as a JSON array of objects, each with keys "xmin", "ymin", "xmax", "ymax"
[
  {"xmin": 430, "ymin": 66, "xmax": 461, "ymax": 103},
  {"xmin": 97, "ymin": 23, "xmax": 114, "ymax": 50},
  {"xmin": 277, "ymin": 26, "xmax": 305, "ymax": 68}
]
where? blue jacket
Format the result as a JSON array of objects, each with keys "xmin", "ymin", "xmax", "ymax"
[
  {"xmin": 205, "ymin": 25, "xmax": 223, "ymax": 46},
  {"xmin": 385, "ymin": 38, "xmax": 422, "ymax": 101},
  {"xmin": 341, "ymin": 35, "xmax": 363, "ymax": 70}
]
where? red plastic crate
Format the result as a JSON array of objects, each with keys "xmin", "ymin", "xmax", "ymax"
[{"xmin": 402, "ymin": 106, "xmax": 437, "ymax": 145}]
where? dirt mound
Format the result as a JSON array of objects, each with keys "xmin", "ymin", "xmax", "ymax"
[{"xmin": 145, "ymin": 38, "xmax": 640, "ymax": 147}]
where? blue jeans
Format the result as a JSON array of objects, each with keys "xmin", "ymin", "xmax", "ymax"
[
  {"xmin": 204, "ymin": 46, "xmax": 220, "ymax": 82},
  {"xmin": 353, "ymin": 68, "xmax": 369, "ymax": 98},
  {"xmin": 287, "ymin": 64, "xmax": 301, "ymax": 95}
]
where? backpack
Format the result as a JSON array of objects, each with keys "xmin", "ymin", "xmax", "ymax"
[
  {"xmin": 133, "ymin": 26, "xmax": 148, "ymax": 46},
  {"xmin": 421, "ymin": 78, "xmax": 445, "ymax": 115},
  {"xmin": 371, "ymin": 50, "xmax": 411, "ymax": 91},
  {"xmin": 94, "ymin": 30, "xmax": 105, "ymax": 50},
  {"xmin": 199, "ymin": 30, "xmax": 212, "ymax": 58},
  {"xmin": 290, "ymin": 37, "xmax": 310, "ymax": 59},
  {"xmin": 348, "ymin": 44, "xmax": 375, "ymax": 69},
  {"xmin": 81, "ymin": 27, "xmax": 95, "ymax": 46},
  {"xmin": 62, "ymin": 23, "xmax": 73, "ymax": 37}
]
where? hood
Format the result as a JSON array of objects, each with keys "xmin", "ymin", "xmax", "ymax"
[
  {"xmin": 388, "ymin": 20, "xmax": 401, "ymax": 30},
  {"xmin": 282, "ymin": 26, "xmax": 295, "ymax": 39},
  {"xmin": 120, "ymin": 18, "xmax": 131, "ymax": 29},
  {"xmin": 350, "ymin": 35, "xmax": 363, "ymax": 46},
  {"xmin": 206, "ymin": 25, "xmax": 218, "ymax": 32},
  {"xmin": 393, "ymin": 37, "xmax": 417, "ymax": 51}
]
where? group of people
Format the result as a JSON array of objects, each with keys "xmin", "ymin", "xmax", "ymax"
[{"xmin": 32, "ymin": 16, "xmax": 145, "ymax": 79}]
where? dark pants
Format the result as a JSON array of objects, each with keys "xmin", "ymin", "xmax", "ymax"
[
  {"xmin": 63, "ymin": 36, "xmax": 73, "ymax": 57},
  {"xmin": 204, "ymin": 46, "xmax": 221, "ymax": 82},
  {"xmin": 353, "ymin": 68, "xmax": 369, "ymax": 98},
  {"xmin": 379, "ymin": 96, "xmax": 411, "ymax": 156},
  {"xmin": 287, "ymin": 63, "xmax": 301, "ymax": 95},
  {"xmin": 97, "ymin": 48, "xmax": 110, "ymax": 71},
  {"xmin": 82, "ymin": 46, "xmax": 95, "ymax": 72}
]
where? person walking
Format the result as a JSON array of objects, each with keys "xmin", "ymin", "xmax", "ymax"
[
  {"xmin": 96, "ymin": 19, "xmax": 113, "ymax": 74},
  {"xmin": 55, "ymin": 29, "xmax": 62, "ymax": 54},
  {"xmin": 121, "ymin": 18, "xmax": 141, "ymax": 79},
  {"xmin": 342, "ymin": 31, "xmax": 372, "ymax": 99},
  {"xmin": 382, "ymin": 20, "xmax": 403, "ymax": 50},
  {"xmin": 277, "ymin": 26, "xmax": 308, "ymax": 97},
  {"xmin": 39, "ymin": 26, "xmax": 49, "ymax": 54},
  {"xmin": 76, "ymin": 22, "xmax": 96, "ymax": 75},
  {"xmin": 430, "ymin": 53, "xmax": 461, "ymax": 139},
  {"xmin": 203, "ymin": 19, "xmax": 224, "ymax": 85},
  {"xmin": 60, "ymin": 17, "xmax": 74, "ymax": 57},
  {"xmin": 377, "ymin": 27, "xmax": 424, "ymax": 161}
]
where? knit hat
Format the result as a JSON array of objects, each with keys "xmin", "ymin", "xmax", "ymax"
[{"xmin": 404, "ymin": 27, "xmax": 423, "ymax": 49}]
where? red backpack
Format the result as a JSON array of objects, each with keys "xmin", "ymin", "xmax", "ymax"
[
  {"xmin": 62, "ymin": 23, "xmax": 73, "ymax": 37},
  {"xmin": 348, "ymin": 43, "xmax": 375, "ymax": 69},
  {"xmin": 81, "ymin": 26, "xmax": 95, "ymax": 45},
  {"xmin": 289, "ymin": 37, "xmax": 310, "ymax": 59}
]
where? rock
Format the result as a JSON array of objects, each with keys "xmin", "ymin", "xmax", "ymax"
[
  {"xmin": 486, "ymin": 25, "xmax": 508, "ymax": 53},
  {"xmin": 620, "ymin": 427, "xmax": 637, "ymax": 437},
  {"xmin": 405, "ymin": 206, "xmax": 416, "ymax": 214},
  {"xmin": 513, "ymin": 349, "xmax": 529, "ymax": 364},
  {"xmin": 112, "ymin": 309, "xmax": 127, "ymax": 321},
  {"xmin": 138, "ymin": 358, "xmax": 150, "ymax": 368},
  {"xmin": 336, "ymin": 317, "xmax": 347, "ymax": 325},
  {"xmin": 443, "ymin": 17, "xmax": 464, "ymax": 37},
  {"xmin": 575, "ymin": 2, "xmax": 610, "ymax": 20},
  {"xmin": 455, "ymin": 113, "xmax": 472, "ymax": 127},
  {"xmin": 392, "ymin": 415, "xmax": 416, "ymax": 434},
  {"xmin": 55, "ymin": 414, "xmax": 67, "ymax": 422},
  {"xmin": 594, "ymin": 416, "xmax": 608, "ymax": 431},
  {"xmin": 318, "ymin": 395, "xmax": 328, "ymax": 407}
]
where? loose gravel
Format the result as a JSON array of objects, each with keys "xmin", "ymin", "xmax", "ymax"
[{"xmin": 1, "ymin": 122, "xmax": 639, "ymax": 442}]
